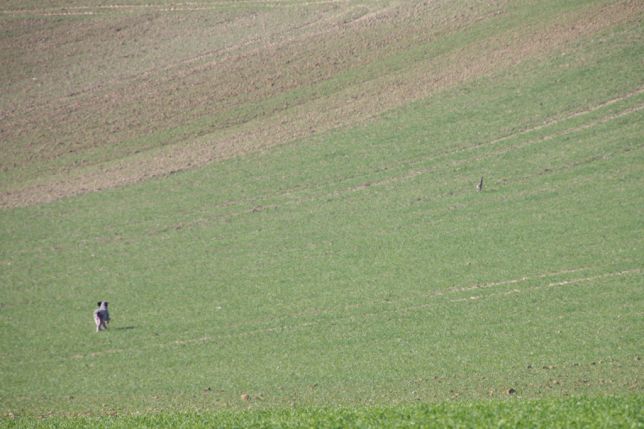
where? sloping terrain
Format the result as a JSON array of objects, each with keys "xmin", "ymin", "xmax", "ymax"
[
  {"xmin": 1, "ymin": 0, "xmax": 640, "ymax": 207},
  {"xmin": 0, "ymin": 0, "xmax": 642, "ymax": 419}
]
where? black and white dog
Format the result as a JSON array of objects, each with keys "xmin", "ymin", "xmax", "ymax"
[{"xmin": 94, "ymin": 301, "xmax": 110, "ymax": 332}]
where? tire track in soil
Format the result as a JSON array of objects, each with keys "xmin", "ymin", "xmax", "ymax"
[
  {"xmin": 165, "ymin": 268, "xmax": 643, "ymax": 350},
  {"xmin": 150, "ymin": 91, "xmax": 644, "ymax": 235},
  {"xmin": 450, "ymin": 268, "xmax": 642, "ymax": 303},
  {"xmin": 0, "ymin": 1, "xmax": 362, "ymax": 120},
  {"xmin": 0, "ymin": 1, "xmax": 352, "ymax": 17},
  {"xmin": 2, "ymin": 1, "xmax": 639, "ymax": 208},
  {"xmin": 486, "ymin": 86, "xmax": 644, "ymax": 148},
  {"xmin": 62, "ymin": 266, "xmax": 644, "ymax": 362},
  {"xmin": 291, "ymin": 89, "xmax": 644, "ymax": 202},
  {"xmin": 85, "ymin": 87, "xmax": 643, "ymax": 243},
  {"xmin": 60, "ymin": 87, "xmax": 640, "ymax": 249},
  {"xmin": 0, "ymin": 267, "xmax": 626, "ymax": 365}
]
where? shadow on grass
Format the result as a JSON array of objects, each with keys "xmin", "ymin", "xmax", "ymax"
[{"xmin": 112, "ymin": 326, "xmax": 136, "ymax": 331}]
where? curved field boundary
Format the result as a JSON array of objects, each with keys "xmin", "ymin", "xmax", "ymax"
[
  {"xmin": 129, "ymin": 90, "xmax": 644, "ymax": 235},
  {"xmin": 1, "ymin": 1, "xmax": 639, "ymax": 209},
  {"xmin": 44, "ymin": 86, "xmax": 641, "ymax": 244}
]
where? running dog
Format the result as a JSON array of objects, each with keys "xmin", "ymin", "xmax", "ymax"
[{"xmin": 94, "ymin": 301, "xmax": 110, "ymax": 332}]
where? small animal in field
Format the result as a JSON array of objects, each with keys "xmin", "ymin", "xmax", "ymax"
[
  {"xmin": 94, "ymin": 301, "xmax": 110, "ymax": 332},
  {"xmin": 476, "ymin": 176, "xmax": 484, "ymax": 192}
]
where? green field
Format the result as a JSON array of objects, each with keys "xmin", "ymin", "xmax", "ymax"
[
  {"xmin": 4, "ymin": 397, "xmax": 642, "ymax": 428},
  {"xmin": 1, "ymin": 0, "xmax": 642, "ymax": 426}
]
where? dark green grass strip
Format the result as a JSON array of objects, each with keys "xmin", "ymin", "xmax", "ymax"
[{"xmin": 4, "ymin": 396, "xmax": 642, "ymax": 428}]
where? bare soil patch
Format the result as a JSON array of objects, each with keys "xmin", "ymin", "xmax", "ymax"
[{"xmin": 1, "ymin": 0, "xmax": 641, "ymax": 208}]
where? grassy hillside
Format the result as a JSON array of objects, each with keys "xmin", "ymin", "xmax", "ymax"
[{"xmin": 1, "ymin": 0, "xmax": 642, "ymax": 423}]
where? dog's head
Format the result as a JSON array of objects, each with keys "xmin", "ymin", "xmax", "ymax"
[{"xmin": 97, "ymin": 301, "xmax": 109, "ymax": 308}]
